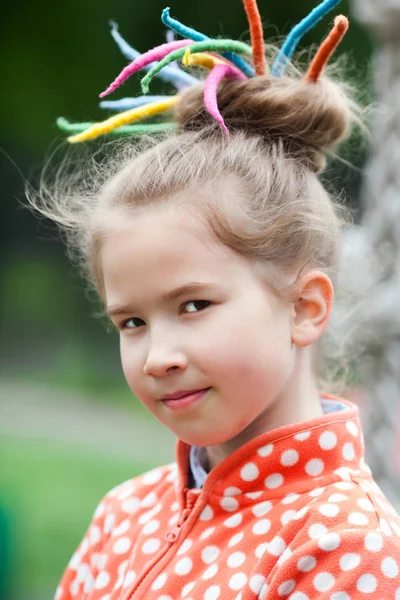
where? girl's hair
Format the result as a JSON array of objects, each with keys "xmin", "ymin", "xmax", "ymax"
[{"xmin": 26, "ymin": 49, "xmax": 368, "ymax": 397}]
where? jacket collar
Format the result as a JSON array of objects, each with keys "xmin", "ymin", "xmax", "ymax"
[{"xmin": 175, "ymin": 393, "xmax": 367, "ymax": 507}]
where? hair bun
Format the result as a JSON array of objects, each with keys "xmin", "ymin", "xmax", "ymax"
[{"xmin": 175, "ymin": 75, "xmax": 353, "ymax": 173}]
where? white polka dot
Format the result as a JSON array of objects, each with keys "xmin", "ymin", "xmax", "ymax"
[
  {"xmin": 229, "ymin": 573, "xmax": 247, "ymax": 590},
  {"xmin": 334, "ymin": 467, "xmax": 352, "ymax": 481},
  {"xmin": 364, "ymin": 532, "xmax": 383, "ymax": 552},
  {"xmin": 340, "ymin": 553, "xmax": 361, "ymax": 571},
  {"xmin": 241, "ymin": 462, "xmax": 259, "ymax": 481},
  {"xmin": 328, "ymin": 493, "xmax": 348, "ymax": 503},
  {"xmin": 308, "ymin": 524, "xmax": 328, "ymax": 540},
  {"xmin": 396, "ymin": 588, "xmax": 400, "ymax": 600},
  {"xmin": 112, "ymin": 537, "xmax": 131, "ymax": 555},
  {"xmin": 141, "ymin": 538, "xmax": 161, "ymax": 554},
  {"xmin": 103, "ymin": 514, "xmax": 115, "ymax": 535},
  {"xmin": 357, "ymin": 498, "xmax": 375, "ymax": 512},
  {"xmin": 252, "ymin": 519, "xmax": 271, "ymax": 535},
  {"xmin": 141, "ymin": 491, "xmax": 158, "ymax": 507},
  {"xmin": 267, "ymin": 536, "xmax": 286, "ymax": 556},
  {"xmin": 200, "ymin": 527, "xmax": 215, "ymax": 539},
  {"xmin": 245, "ymin": 491, "xmax": 263, "ymax": 499},
  {"xmin": 83, "ymin": 574, "xmax": 95, "ymax": 594},
  {"xmin": 309, "ymin": 487, "xmax": 326, "ymax": 497},
  {"xmin": 342, "ymin": 443, "xmax": 355, "ymax": 461},
  {"xmin": 252, "ymin": 501, "xmax": 272, "ymax": 517},
  {"xmin": 182, "ymin": 582, "xmax": 195, "ymax": 597},
  {"xmin": 94, "ymin": 572, "xmax": 110, "ymax": 590},
  {"xmin": 227, "ymin": 552, "xmax": 246, "ymax": 568},
  {"xmin": 220, "ymin": 497, "xmax": 239, "ymax": 512},
  {"xmin": 249, "ymin": 575, "xmax": 266, "ymax": 594},
  {"xmin": 277, "ymin": 547, "xmax": 293, "ymax": 565},
  {"xmin": 381, "ymin": 557, "xmax": 399, "ymax": 578},
  {"xmin": 319, "ymin": 431, "xmax": 337, "ymax": 450},
  {"xmin": 69, "ymin": 580, "xmax": 79, "ymax": 596},
  {"xmin": 151, "ymin": 573, "xmax": 167, "ymax": 590},
  {"xmin": 357, "ymin": 574, "xmax": 377, "ymax": 593},
  {"xmin": 202, "ymin": 564, "xmax": 218, "ymax": 580},
  {"xmin": 318, "ymin": 533, "xmax": 341, "ymax": 551},
  {"xmin": 113, "ymin": 519, "xmax": 130, "ymax": 537},
  {"xmin": 280, "ymin": 449, "xmax": 299, "ymax": 466},
  {"xmin": 89, "ymin": 526, "xmax": 102, "ymax": 546},
  {"xmin": 200, "ymin": 505, "xmax": 214, "ymax": 520},
  {"xmin": 282, "ymin": 493, "xmax": 300, "ymax": 504},
  {"xmin": 228, "ymin": 532, "xmax": 244, "ymax": 547},
  {"xmin": 294, "ymin": 431, "xmax": 311, "ymax": 441},
  {"xmin": 175, "ymin": 557, "xmax": 193, "ymax": 576},
  {"xmin": 202, "ymin": 546, "xmax": 220, "ymax": 564},
  {"xmin": 346, "ymin": 421, "xmax": 358, "ymax": 436},
  {"xmin": 204, "ymin": 585, "xmax": 220, "ymax": 600},
  {"xmin": 255, "ymin": 543, "xmax": 268, "ymax": 558},
  {"xmin": 305, "ymin": 459, "xmax": 324, "ymax": 476},
  {"xmin": 77, "ymin": 564, "xmax": 90, "ymax": 583},
  {"xmin": 297, "ymin": 556, "xmax": 317, "ymax": 572},
  {"xmin": 281, "ymin": 510, "xmax": 297, "ymax": 525},
  {"xmin": 380, "ymin": 518, "xmax": 392, "ymax": 536},
  {"xmin": 258, "ymin": 444, "xmax": 273, "ymax": 456},
  {"xmin": 331, "ymin": 593, "xmax": 350, "ymax": 600},
  {"xmin": 142, "ymin": 469, "xmax": 163, "ymax": 485},
  {"xmin": 265, "ymin": 473, "xmax": 284, "ymax": 489},
  {"xmin": 293, "ymin": 506, "xmax": 309, "ymax": 521},
  {"xmin": 313, "ymin": 572, "xmax": 335, "ymax": 592},
  {"xmin": 278, "ymin": 580, "xmax": 295, "ymax": 596},
  {"xmin": 348, "ymin": 512, "xmax": 369, "ymax": 526},
  {"xmin": 142, "ymin": 519, "xmax": 160, "ymax": 535},
  {"xmin": 319, "ymin": 504, "xmax": 339, "ymax": 518},
  {"xmin": 177, "ymin": 539, "xmax": 193, "ymax": 556},
  {"xmin": 224, "ymin": 487, "xmax": 242, "ymax": 496},
  {"xmin": 334, "ymin": 482, "xmax": 354, "ymax": 490},
  {"xmin": 223, "ymin": 513, "xmax": 243, "ymax": 528},
  {"xmin": 122, "ymin": 571, "xmax": 136, "ymax": 588}
]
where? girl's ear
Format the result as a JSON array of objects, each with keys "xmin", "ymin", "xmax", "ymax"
[{"xmin": 290, "ymin": 269, "xmax": 334, "ymax": 348}]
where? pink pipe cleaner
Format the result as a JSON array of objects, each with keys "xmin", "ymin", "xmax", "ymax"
[
  {"xmin": 100, "ymin": 39, "xmax": 194, "ymax": 98},
  {"xmin": 204, "ymin": 63, "xmax": 247, "ymax": 134}
]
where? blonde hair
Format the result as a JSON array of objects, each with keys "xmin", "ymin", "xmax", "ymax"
[{"xmin": 26, "ymin": 54, "xmax": 368, "ymax": 396}]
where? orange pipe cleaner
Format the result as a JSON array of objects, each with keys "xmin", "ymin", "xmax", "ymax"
[
  {"xmin": 242, "ymin": 0, "xmax": 266, "ymax": 76},
  {"xmin": 305, "ymin": 15, "xmax": 349, "ymax": 82}
]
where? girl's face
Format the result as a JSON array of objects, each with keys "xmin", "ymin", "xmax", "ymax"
[{"xmin": 101, "ymin": 203, "xmax": 300, "ymax": 451}]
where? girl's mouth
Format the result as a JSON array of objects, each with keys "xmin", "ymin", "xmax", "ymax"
[{"xmin": 161, "ymin": 387, "xmax": 211, "ymax": 410}]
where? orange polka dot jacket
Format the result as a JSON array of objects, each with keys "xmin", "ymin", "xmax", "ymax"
[{"xmin": 55, "ymin": 393, "xmax": 400, "ymax": 600}]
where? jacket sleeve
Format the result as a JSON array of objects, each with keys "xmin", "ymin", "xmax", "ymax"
[
  {"xmin": 53, "ymin": 491, "xmax": 113, "ymax": 600},
  {"xmin": 265, "ymin": 529, "xmax": 400, "ymax": 599}
]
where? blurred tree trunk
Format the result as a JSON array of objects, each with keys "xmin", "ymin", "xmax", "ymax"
[{"xmin": 349, "ymin": 0, "xmax": 400, "ymax": 507}]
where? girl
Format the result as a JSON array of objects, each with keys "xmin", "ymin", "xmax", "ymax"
[{"xmin": 28, "ymin": 1, "xmax": 400, "ymax": 598}]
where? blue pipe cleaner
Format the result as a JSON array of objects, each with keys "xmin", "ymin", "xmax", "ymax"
[
  {"xmin": 109, "ymin": 21, "xmax": 199, "ymax": 89},
  {"xmin": 272, "ymin": 0, "xmax": 342, "ymax": 77},
  {"xmin": 161, "ymin": 7, "xmax": 255, "ymax": 78},
  {"xmin": 99, "ymin": 95, "xmax": 171, "ymax": 111}
]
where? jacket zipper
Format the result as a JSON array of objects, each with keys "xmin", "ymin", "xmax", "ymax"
[{"xmin": 126, "ymin": 487, "xmax": 200, "ymax": 600}]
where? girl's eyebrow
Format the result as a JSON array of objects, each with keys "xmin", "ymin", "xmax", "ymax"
[{"xmin": 106, "ymin": 281, "xmax": 221, "ymax": 317}]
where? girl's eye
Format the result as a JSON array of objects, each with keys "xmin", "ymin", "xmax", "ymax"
[
  {"xmin": 119, "ymin": 300, "xmax": 211, "ymax": 331},
  {"xmin": 183, "ymin": 300, "xmax": 211, "ymax": 314}
]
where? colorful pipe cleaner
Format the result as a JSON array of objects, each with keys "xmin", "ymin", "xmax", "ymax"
[
  {"xmin": 204, "ymin": 63, "xmax": 247, "ymax": 134},
  {"xmin": 109, "ymin": 21, "xmax": 198, "ymax": 90},
  {"xmin": 99, "ymin": 96, "xmax": 171, "ymax": 112},
  {"xmin": 272, "ymin": 0, "xmax": 342, "ymax": 77},
  {"xmin": 305, "ymin": 15, "xmax": 349, "ymax": 82},
  {"xmin": 58, "ymin": 0, "xmax": 350, "ymax": 143},
  {"xmin": 161, "ymin": 7, "xmax": 255, "ymax": 78},
  {"xmin": 66, "ymin": 97, "xmax": 178, "ymax": 143},
  {"xmin": 57, "ymin": 117, "xmax": 177, "ymax": 136}
]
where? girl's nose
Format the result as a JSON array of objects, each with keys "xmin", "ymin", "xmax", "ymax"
[{"xmin": 143, "ymin": 343, "xmax": 188, "ymax": 376}]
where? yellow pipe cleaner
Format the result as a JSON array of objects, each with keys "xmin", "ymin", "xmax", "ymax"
[
  {"xmin": 67, "ymin": 97, "xmax": 179, "ymax": 143},
  {"xmin": 182, "ymin": 49, "xmax": 226, "ymax": 69}
]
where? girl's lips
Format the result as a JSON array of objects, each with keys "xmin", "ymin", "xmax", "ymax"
[{"xmin": 161, "ymin": 387, "xmax": 211, "ymax": 410}]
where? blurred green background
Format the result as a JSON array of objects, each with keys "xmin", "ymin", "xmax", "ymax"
[{"xmin": 2, "ymin": 0, "xmax": 373, "ymax": 598}]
